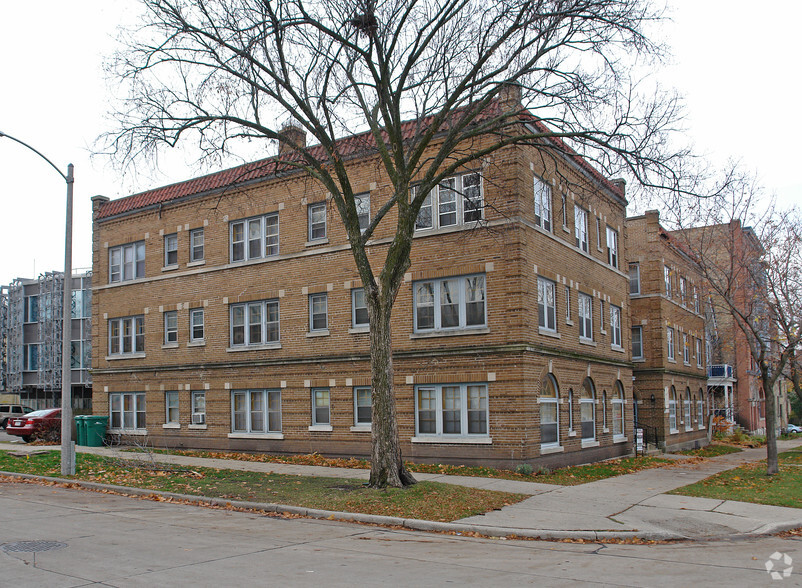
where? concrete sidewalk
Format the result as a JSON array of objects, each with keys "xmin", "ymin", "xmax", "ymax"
[{"xmin": 1, "ymin": 438, "xmax": 800, "ymax": 541}]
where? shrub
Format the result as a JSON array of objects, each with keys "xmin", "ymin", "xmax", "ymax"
[{"xmin": 515, "ymin": 463, "xmax": 534, "ymax": 476}]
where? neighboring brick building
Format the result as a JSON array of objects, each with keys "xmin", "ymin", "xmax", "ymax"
[
  {"xmin": 91, "ymin": 119, "xmax": 633, "ymax": 469},
  {"xmin": 626, "ymin": 211, "xmax": 708, "ymax": 451}
]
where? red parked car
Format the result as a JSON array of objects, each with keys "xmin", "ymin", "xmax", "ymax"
[{"xmin": 6, "ymin": 408, "xmax": 61, "ymax": 443}]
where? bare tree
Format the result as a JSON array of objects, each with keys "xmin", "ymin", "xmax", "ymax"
[{"xmin": 105, "ymin": 0, "xmax": 687, "ymax": 487}]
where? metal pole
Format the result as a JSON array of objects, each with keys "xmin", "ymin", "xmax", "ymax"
[{"xmin": 61, "ymin": 164, "xmax": 75, "ymax": 476}]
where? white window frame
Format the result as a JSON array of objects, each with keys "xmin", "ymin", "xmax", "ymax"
[
  {"xmin": 351, "ymin": 288, "xmax": 369, "ymax": 328},
  {"xmin": 311, "ymin": 388, "xmax": 330, "ymax": 426},
  {"xmin": 165, "ymin": 391, "xmax": 179, "ymax": 424},
  {"xmin": 308, "ymin": 202, "xmax": 327, "ymax": 241},
  {"xmin": 629, "ymin": 263, "xmax": 641, "ymax": 295},
  {"xmin": 309, "ymin": 293, "xmax": 328, "ymax": 332},
  {"xmin": 164, "ymin": 233, "xmax": 178, "ymax": 267},
  {"xmin": 684, "ymin": 390, "xmax": 692, "ymax": 431},
  {"xmin": 109, "ymin": 392, "xmax": 146, "ymax": 431},
  {"xmin": 355, "ymin": 192, "xmax": 370, "ymax": 232},
  {"xmin": 610, "ymin": 304, "xmax": 622, "ymax": 348},
  {"xmin": 697, "ymin": 395, "xmax": 705, "ymax": 429},
  {"xmin": 612, "ymin": 383, "xmax": 625, "ymax": 439},
  {"xmin": 413, "ymin": 274, "xmax": 486, "ymax": 333},
  {"xmin": 190, "ymin": 227, "xmax": 204, "ymax": 262},
  {"xmin": 354, "ymin": 386, "xmax": 372, "ymax": 426},
  {"xmin": 574, "ymin": 206, "xmax": 589, "ymax": 252},
  {"xmin": 595, "ymin": 217, "xmax": 602, "ymax": 250},
  {"xmin": 230, "ymin": 213, "xmax": 279, "ymax": 262},
  {"xmin": 108, "ymin": 316, "xmax": 145, "ymax": 356},
  {"xmin": 190, "ymin": 308, "xmax": 205, "ymax": 343},
  {"xmin": 109, "ymin": 241, "xmax": 145, "ymax": 283},
  {"xmin": 679, "ymin": 276, "xmax": 687, "ymax": 306},
  {"xmin": 414, "ymin": 383, "xmax": 489, "ymax": 438},
  {"xmin": 602, "ymin": 390, "xmax": 608, "ymax": 430},
  {"xmin": 668, "ymin": 387, "xmax": 678, "ymax": 433},
  {"xmin": 191, "ymin": 391, "xmax": 206, "ymax": 425},
  {"xmin": 565, "ymin": 286, "xmax": 572, "ymax": 322},
  {"xmin": 534, "ymin": 176, "xmax": 552, "ymax": 231},
  {"xmin": 664, "ymin": 265, "xmax": 672, "ymax": 297},
  {"xmin": 568, "ymin": 388, "xmax": 574, "ymax": 433},
  {"xmin": 606, "ymin": 226, "xmax": 618, "ymax": 268},
  {"xmin": 632, "ymin": 326, "xmax": 644, "ymax": 359},
  {"xmin": 230, "ymin": 300, "xmax": 280, "ymax": 347},
  {"xmin": 540, "ymin": 375, "xmax": 559, "ymax": 448},
  {"xmin": 164, "ymin": 310, "xmax": 178, "ymax": 345},
  {"xmin": 415, "ymin": 172, "xmax": 483, "ymax": 231},
  {"xmin": 667, "ymin": 327, "xmax": 675, "ymax": 361},
  {"xmin": 561, "ymin": 194, "xmax": 568, "ymax": 228},
  {"xmin": 580, "ymin": 379, "xmax": 596, "ymax": 441},
  {"xmin": 537, "ymin": 277, "xmax": 557, "ymax": 332},
  {"xmin": 578, "ymin": 293, "xmax": 593, "ymax": 341},
  {"xmin": 683, "ymin": 333, "xmax": 691, "ymax": 365},
  {"xmin": 693, "ymin": 286, "xmax": 700, "ymax": 313},
  {"xmin": 696, "ymin": 337, "xmax": 703, "ymax": 368},
  {"xmin": 232, "ymin": 389, "xmax": 281, "ymax": 433}
]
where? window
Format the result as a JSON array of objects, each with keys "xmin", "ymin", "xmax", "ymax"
[
  {"xmin": 612, "ymin": 382, "xmax": 625, "ymax": 438},
  {"xmin": 355, "ymin": 192, "xmax": 370, "ymax": 232},
  {"xmin": 190, "ymin": 308, "xmax": 205, "ymax": 342},
  {"xmin": 109, "ymin": 316, "xmax": 145, "ymax": 356},
  {"xmin": 71, "ymin": 289, "xmax": 91, "ymax": 319},
  {"xmin": 309, "ymin": 293, "xmax": 328, "ymax": 332},
  {"xmin": 664, "ymin": 265, "xmax": 672, "ymax": 297},
  {"xmin": 415, "ymin": 172, "xmax": 483, "ymax": 230},
  {"xmin": 610, "ymin": 304, "xmax": 622, "ymax": 348},
  {"xmin": 190, "ymin": 228, "xmax": 204, "ymax": 262},
  {"xmin": 696, "ymin": 338, "xmax": 703, "ymax": 368},
  {"xmin": 165, "ymin": 391, "xmax": 179, "ymax": 424},
  {"xmin": 164, "ymin": 311, "xmax": 178, "ymax": 344},
  {"xmin": 580, "ymin": 378, "xmax": 595, "ymax": 441},
  {"xmin": 684, "ymin": 388, "xmax": 692, "ymax": 430},
  {"xmin": 24, "ymin": 295, "xmax": 39, "ymax": 323},
  {"xmin": 351, "ymin": 288, "xmax": 369, "ymax": 328},
  {"xmin": 602, "ymin": 390, "xmax": 608, "ymax": 430},
  {"xmin": 109, "ymin": 241, "xmax": 145, "ymax": 283},
  {"xmin": 415, "ymin": 383, "xmax": 488, "ymax": 437},
  {"xmin": 164, "ymin": 233, "xmax": 178, "ymax": 267},
  {"xmin": 308, "ymin": 202, "xmax": 327, "ymax": 241},
  {"xmin": 231, "ymin": 213, "xmax": 279, "ymax": 261},
  {"xmin": 537, "ymin": 277, "xmax": 556, "ymax": 332},
  {"xmin": 596, "ymin": 217, "xmax": 602, "ymax": 250},
  {"xmin": 693, "ymin": 286, "xmax": 699, "ymax": 313},
  {"xmin": 679, "ymin": 277, "xmax": 687, "ymax": 306},
  {"xmin": 230, "ymin": 300, "xmax": 279, "ymax": 347},
  {"xmin": 414, "ymin": 274, "xmax": 486, "ymax": 332},
  {"xmin": 232, "ymin": 389, "xmax": 281, "ymax": 433},
  {"xmin": 534, "ymin": 176, "xmax": 552, "ymax": 231},
  {"xmin": 599, "ymin": 300, "xmax": 604, "ymax": 332},
  {"xmin": 629, "ymin": 263, "xmax": 641, "ymax": 295},
  {"xmin": 191, "ymin": 391, "xmax": 206, "ymax": 425},
  {"xmin": 23, "ymin": 344, "xmax": 40, "ymax": 371},
  {"xmin": 109, "ymin": 392, "xmax": 146, "ymax": 430},
  {"xmin": 561, "ymin": 194, "xmax": 568, "ymax": 227},
  {"xmin": 354, "ymin": 386, "xmax": 372, "ymax": 426},
  {"xmin": 578, "ymin": 293, "xmax": 593, "ymax": 341},
  {"xmin": 697, "ymin": 391, "xmax": 705, "ymax": 428},
  {"xmin": 668, "ymin": 386, "xmax": 678, "ymax": 432},
  {"xmin": 540, "ymin": 374, "xmax": 559, "ymax": 447},
  {"xmin": 606, "ymin": 226, "xmax": 619, "ymax": 268},
  {"xmin": 568, "ymin": 388, "xmax": 574, "ymax": 433},
  {"xmin": 312, "ymin": 388, "xmax": 330, "ymax": 426},
  {"xmin": 683, "ymin": 333, "xmax": 690, "ymax": 364},
  {"xmin": 565, "ymin": 286, "xmax": 571, "ymax": 322},
  {"xmin": 666, "ymin": 327, "xmax": 675, "ymax": 361},
  {"xmin": 574, "ymin": 206, "xmax": 589, "ymax": 252},
  {"xmin": 70, "ymin": 340, "xmax": 89, "ymax": 372},
  {"xmin": 632, "ymin": 326, "xmax": 644, "ymax": 359}
]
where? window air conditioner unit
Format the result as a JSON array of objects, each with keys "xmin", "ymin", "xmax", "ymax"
[{"xmin": 191, "ymin": 413, "xmax": 206, "ymax": 425}]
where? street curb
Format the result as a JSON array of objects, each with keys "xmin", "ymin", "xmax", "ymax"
[{"xmin": 0, "ymin": 470, "xmax": 688, "ymax": 541}]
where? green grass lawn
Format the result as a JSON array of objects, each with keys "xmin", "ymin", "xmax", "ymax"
[
  {"xmin": 0, "ymin": 451, "xmax": 524, "ymax": 521},
  {"xmin": 669, "ymin": 447, "xmax": 802, "ymax": 509},
  {"xmin": 676, "ymin": 444, "xmax": 743, "ymax": 458}
]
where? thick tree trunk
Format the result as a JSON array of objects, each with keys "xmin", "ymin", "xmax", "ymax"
[
  {"xmin": 368, "ymin": 305, "xmax": 416, "ymax": 488},
  {"xmin": 763, "ymin": 369, "xmax": 779, "ymax": 476}
]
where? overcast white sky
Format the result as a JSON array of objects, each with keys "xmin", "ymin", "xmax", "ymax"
[{"xmin": 0, "ymin": 0, "xmax": 799, "ymax": 286}]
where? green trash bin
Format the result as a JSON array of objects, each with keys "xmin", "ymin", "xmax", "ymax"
[
  {"xmin": 74, "ymin": 416, "xmax": 87, "ymax": 446},
  {"xmin": 84, "ymin": 416, "xmax": 109, "ymax": 447}
]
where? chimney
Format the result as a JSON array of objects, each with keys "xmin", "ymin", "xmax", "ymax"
[
  {"xmin": 611, "ymin": 178, "xmax": 626, "ymax": 197},
  {"xmin": 278, "ymin": 122, "xmax": 307, "ymax": 157},
  {"xmin": 497, "ymin": 82, "xmax": 522, "ymax": 112}
]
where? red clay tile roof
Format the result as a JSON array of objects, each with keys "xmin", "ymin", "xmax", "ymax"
[{"xmin": 97, "ymin": 104, "xmax": 624, "ymax": 220}]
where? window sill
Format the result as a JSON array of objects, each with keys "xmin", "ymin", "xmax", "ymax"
[
  {"xmin": 306, "ymin": 329, "xmax": 330, "ymax": 338},
  {"xmin": 410, "ymin": 327, "xmax": 489, "ymax": 339},
  {"xmin": 603, "ymin": 428, "xmax": 610, "ymax": 433},
  {"xmin": 565, "ymin": 319, "xmax": 574, "ymax": 326},
  {"xmin": 411, "ymin": 436, "xmax": 492, "ymax": 444},
  {"xmin": 599, "ymin": 329, "xmax": 607, "ymax": 335},
  {"xmin": 349, "ymin": 326, "xmax": 370, "ymax": 334},
  {"xmin": 187, "ymin": 340, "xmax": 206, "ymax": 347},
  {"xmin": 187, "ymin": 260, "xmax": 205, "ymax": 268},
  {"xmin": 228, "ymin": 432, "xmax": 284, "ymax": 440},
  {"xmin": 538, "ymin": 328, "xmax": 561, "ymax": 339},
  {"xmin": 106, "ymin": 353, "xmax": 146, "ymax": 361},
  {"xmin": 667, "ymin": 358, "xmax": 677, "ymax": 364},
  {"xmin": 162, "ymin": 423, "xmax": 180, "ymax": 429},
  {"xmin": 568, "ymin": 430, "xmax": 577, "ymax": 437},
  {"xmin": 579, "ymin": 338, "xmax": 597, "ymax": 347},
  {"xmin": 633, "ymin": 357, "xmax": 646, "ymax": 363},
  {"xmin": 562, "ymin": 225, "xmax": 570, "ymax": 233},
  {"xmin": 684, "ymin": 362, "xmax": 691, "ymax": 366},
  {"xmin": 161, "ymin": 343, "xmax": 179, "ymax": 349},
  {"xmin": 308, "ymin": 425, "xmax": 333, "ymax": 432},
  {"xmin": 669, "ymin": 428, "xmax": 679, "ymax": 434},
  {"xmin": 161, "ymin": 265, "xmax": 179, "ymax": 272},
  {"xmin": 350, "ymin": 425, "xmax": 371, "ymax": 432},
  {"xmin": 108, "ymin": 428, "xmax": 147, "ymax": 436},
  {"xmin": 581, "ymin": 439, "xmax": 600, "ymax": 448},
  {"xmin": 540, "ymin": 444, "xmax": 564, "ymax": 455},
  {"xmin": 611, "ymin": 345, "xmax": 624, "ymax": 353},
  {"xmin": 226, "ymin": 342, "xmax": 281, "ymax": 352},
  {"xmin": 305, "ymin": 238, "xmax": 329, "ymax": 247},
  {"xmin": 188, "ymin": 424, "xmax": 207, "ymax": 430},
  {"xmin": 614, "ymin": 435, "xmax": 628, "ymax": 443}
]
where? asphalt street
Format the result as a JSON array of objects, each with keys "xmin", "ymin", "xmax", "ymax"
[{"xmin": 0, "ymin": 481, "xmax": 799, "ymax": 587}]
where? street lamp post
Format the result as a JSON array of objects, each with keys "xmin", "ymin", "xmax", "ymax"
[{"xmin": 0, "ymin": 131, "xmax": 76, "ymax": 476}]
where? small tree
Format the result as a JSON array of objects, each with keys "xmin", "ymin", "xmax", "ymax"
[{"xmin": 106, "ymin": 0, "xmax": 686, "ymax": 487}]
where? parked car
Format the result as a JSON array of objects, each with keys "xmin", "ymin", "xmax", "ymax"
[
  {"xmin": 786, "ymin": 424, "xmax": 802, "ymax": 435},
  {"xmin": 5, "ymin": 408, "xmax": 61, "ymax": 443},
  {"xmin": 0, "ymin": 404, "xmax": 36, "ymax": 429}
]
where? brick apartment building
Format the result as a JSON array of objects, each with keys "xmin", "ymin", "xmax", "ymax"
[
  {"xmin": 91, "ymin": 120, "xmax": 634, "ymax": 469},
  {"xmin": 627, "ymin": 211, "xmax": 708, "ymax": 451}
]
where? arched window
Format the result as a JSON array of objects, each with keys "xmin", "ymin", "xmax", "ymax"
[
  {"xmin": 612, "ymin": 381, "xmax": 625, "ymax": 438},
  {"xmin": 684, "ymin": 387, "xmax": 692, "ymax": 431},
  {"xmin": 568, "ymin": 388, "xmax": 574, "ymax": 434},
  {"xmin": 540, "ymin": 374, "xmax": 559, "ymax": 447},
  {"xmin": 602, "ymin": 390, "xmax": 608, "ymax": 430},
  {"xmin": 697, "ymin": 388, "xmax": 705, "ymax": 428},
  {"xmin": 668, "ymin": 386, "xmax": 678, "ymax": 432},
  {"xmin": 581, "ymin": 378, "xmax": 596, "ymax": 441}
]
